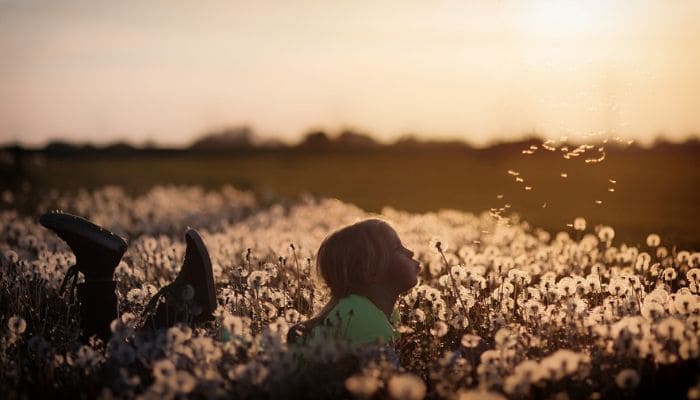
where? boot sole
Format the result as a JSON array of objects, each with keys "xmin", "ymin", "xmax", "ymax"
[
  {"xmin": 39, "ymin": 211, "xmax": 127, "ymax": 256},
  {"xmin": 185, "ymin": 229, "xmax": 217, "ymax": 316}
]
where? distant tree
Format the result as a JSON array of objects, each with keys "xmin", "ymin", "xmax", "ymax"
[
  {"xmin": 190, "ymin": 126, "xmax": 254, "ymax": 151},
  {"xmin": 297, "ymin": 130, "xmax": 331, "ymax": 149},
  {"xmin": 44, "ymin": 140, "xmax": 80, "ymax": 154},
  {"xmin": 103, "ymin": 142, "xmax": 136, "ymax": 154},
  {"xmin": 335, "ymin": 129, "xmax": 380, "ymax": 149}
]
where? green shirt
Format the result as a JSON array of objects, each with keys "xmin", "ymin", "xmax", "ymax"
[{"xmin": 312, "ymin": 294, "xmax": 400, "ymax": 345}]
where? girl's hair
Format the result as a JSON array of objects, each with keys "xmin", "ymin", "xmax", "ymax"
[
  {"xmin": 316, "ymin": 218, "xmax": 396, "ymax": 301},
  {"xmin": 290, "ymin": 219, "xmax": 396, "ymax": 340}
]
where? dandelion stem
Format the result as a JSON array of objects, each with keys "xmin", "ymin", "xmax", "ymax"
[{"xmin": 436, "ymin": 242, "xmax": 468, "ymax": 318}]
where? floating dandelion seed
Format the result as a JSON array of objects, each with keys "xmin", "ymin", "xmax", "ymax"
[
  {"xmin": 515, "ymin": 177, "xmax": 524, "ymax": 183},
  {"xmin": 524, "ymin": 186, "xmax": 532, "ymax": 191},
  {"xmin": 608, "ymin": 188, "xmax": 615, "ymax": 192},
  {"xmin": 595, "ymin": 200, "xmax": 603, "ymax": 205},
  {"xmin": 507, "ymin": 170, "xmax": 520, "ymax": 176},
  {"xmin": 560, "ymin": 172, "xmax": 568, "ymax": 178},
  {"xmin": 496, "ymin": 194, "xmax": 504, "ymax": 199},
  {"xmin": 542, "ymin": 202, "xmax": 547, "ymax": 208},
  {"xmin": 609, "ymin": 179, "xmax": 617, "ymax": 184}
]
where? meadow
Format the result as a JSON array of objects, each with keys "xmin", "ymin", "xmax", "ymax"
[
  {"xmin": 1, "ymin": 182, "xmax": 699, "ymax": 399},
  {"xmin": 4, "ymin": 140, "xmax": 700, "ymax": 249},
  {"xmin": 1, "ymin": 140, "xmax": 699, "ymax": 398}
]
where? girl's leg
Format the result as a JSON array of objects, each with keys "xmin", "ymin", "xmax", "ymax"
[
  {"xmin": 142, "ymin": 228, "xmax": 217, "ymax": 329},
  {"xmin": 39, "ymin": 211, "xmax": 126, "ymax": 343},
  {"xmin": 77, "ymin": 280, "xmax": 119, "ymax": 342}
]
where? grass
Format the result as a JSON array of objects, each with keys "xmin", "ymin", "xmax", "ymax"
[{"xmin": 3, "ymin": 145, "xmax": 699, "ymax": 249}]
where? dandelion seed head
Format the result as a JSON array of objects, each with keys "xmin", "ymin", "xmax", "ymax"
[
  {"xmin": 345, "ymin": 374, "xmax": 380, "ymax": 399},
  {"xmin": 387, "ymin": 373, "xmax": 426, "ymax": 400},
  {"xmin": 8, "ymin": 315, "xmax": 27, "ymax": 335},
  {"xmin": 615, "ymin": 369, "xmax": 640, "ymax": 390}
]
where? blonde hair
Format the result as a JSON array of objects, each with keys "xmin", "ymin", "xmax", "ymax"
[{"xmin": 304, "ymin": 219, "xmax": 397, "ymax": 328}]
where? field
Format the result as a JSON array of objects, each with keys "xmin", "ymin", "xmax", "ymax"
[
  {"xmin": 1, "ymin": 143, "xmax": 699, "ymax": 399},
  {"xmin": 4, "ymin": 141, "xmax": 700, "ymax": 249}
]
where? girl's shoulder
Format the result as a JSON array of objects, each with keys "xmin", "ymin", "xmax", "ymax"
[{"xmin": 321, "ymin": 294, "xmax": 397, "ymax": 345}]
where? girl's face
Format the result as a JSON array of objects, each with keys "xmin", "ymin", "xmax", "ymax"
[{"xmin": 377, "ymin": 227, "xmax": 420, "ymax": 295}]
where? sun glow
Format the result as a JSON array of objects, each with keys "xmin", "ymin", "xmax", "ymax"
[{"xmin": 514, "ymin": 0, "xmax": 616, "ymax": 39}]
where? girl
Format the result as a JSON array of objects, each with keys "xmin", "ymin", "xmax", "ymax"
[{"xmin": 288, "ymin": 219, "xmax": 421, "ymax": 347}]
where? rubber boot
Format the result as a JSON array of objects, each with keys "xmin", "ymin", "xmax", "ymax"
[
  {"xmin": 142, "ymin": 229, "xmax": 216, "ymax": 329},
  {"xmin": 77, "ymin": 280, "xmax": 118, "ymax": 343}
]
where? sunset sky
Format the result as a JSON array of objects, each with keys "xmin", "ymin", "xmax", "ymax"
[{"xmin": 1, "ymin": 0, "xmax": 699, "ymax": 147}]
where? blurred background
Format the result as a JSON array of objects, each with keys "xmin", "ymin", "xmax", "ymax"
[{"xmin": 1, "ymin": 0, "xmax": 699, "ymax": 248}]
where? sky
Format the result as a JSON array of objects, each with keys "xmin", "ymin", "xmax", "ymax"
[{"xmin": 1, "ymin": 0, "xmax": 699, "ymax": 147}]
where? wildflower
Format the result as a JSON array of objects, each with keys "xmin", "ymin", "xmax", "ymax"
[
  {"xmin": 513, "ymin": 359, "xmax": 542, "ymax": 382},
  {"xmin": 345, "ymin": 374, "xmax": 381, "ymax": 399},
  {"xmin": 428, "ymin": 260, "xmax": 443, "ymax": 277},
  {"xmin": 656, "ymin": 317, "xmax": 685, "ymax": 340},
  {"xmin": 247, "ymin": 270, "xmax": 269, "ymax": 289},
  {"xmin": 673, "ymin": 293, "xmax": 697, "ymax": 315},
  {"xmin": 76, "ymin": 344, "xmax": 99, "ymax": 368},
  {"xmin": 450, "ymin": 314, "xmax": 469, "ymax": 329},
  {"xmin": 608, "ymin": 278, "xmax": 628, "ymax": 297},
  {"xmin": 494, "ymin": 328, "xmax": 517, "ymax": 349},
  {"xmin": 430, "ymin": 237, "xmax": 449, "ymax": 254},
  {"xmin": 430, "ymin": 321, "xmax": 449, "ymax": 338},
  {"xmin": 557, "ymin": 277, "xmax": 577, "ymax": 297},
  {"xmin": 267, "ymin": 317, "xmax": 289, "ymax": 338},
  {"xmin": 126, "ymin": 288, "xmax": 145, "ymax": 303},
  {"xmin": 615, "ymin": 369, "xmax": 640, "ymax": 390},
  {"xmin": 387, "ymin": 373, "xmax": 426, "ymax": 400},
  {"xmin": 451, "ymin": 265, "xmax": 467, "ymax": 282},
  {"xmin": 662, "ymin": 268, "xmax": 678, "ymax": 281},
  {"xmin": 461, "ymin": 334, "xmax": 481, "ymax": 348},
  {"xmin": 641, "ymin": 302, "xmax": 665, "ymax": 321},
  {"xmin": 169, "ymin": 370, "xmax": 196, "ymax": 394},
  {"xmin": 152, "ymin": 359, "xmax": 176, "ymax": 382},
  {"xmin": 598, "ymin": 226, "xmax": 615, "ymax": 242},
  {"xmin": 646, "ymin": 234, "xmax": 661, "ymax": 247},
  {"xmin": 412, "ymin": 308, "xmax": 426, "ymax": 323},
  {"xmin": 678, "ymin": 251, "xmax": 691, "ymax": 264},
  {"xmin": 456, "ymin": 389, "xmax": 507, "ymax": 400},
  {"xmin": 573, "ymin": 218, "xmax": 586, "ymax": 231},
  {"xmin": 7, "ymin": 315, "xmax": 27, "ymax": 335},
  {"xmin": 679, "ymin": 338, "xmax": 700, "ymax": 360},
  {"xmin": 284, "ymin": 309, "xmax": 302, "ymax": 324}
]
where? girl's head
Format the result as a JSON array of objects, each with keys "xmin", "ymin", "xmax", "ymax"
[{"xmin": 316, "ymin": 218, "xmax": 420, "ymax": 300}]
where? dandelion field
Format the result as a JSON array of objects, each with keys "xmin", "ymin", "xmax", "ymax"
[{"xmin": 1, "ymin": 184, "xmax": 699, "ymax": 400}]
